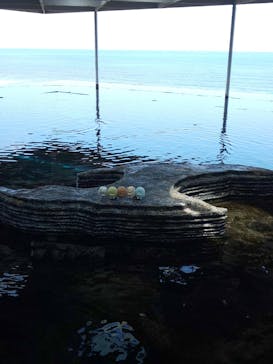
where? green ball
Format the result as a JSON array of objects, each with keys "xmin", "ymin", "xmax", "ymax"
[{"xmin": 107, "ymin": 186, "xmax": 117, "ymax": 199}]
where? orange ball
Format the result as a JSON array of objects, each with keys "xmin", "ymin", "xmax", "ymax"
[{"xmin": 117, "ymin": 186, "xmax": 128, "ymax": 198}]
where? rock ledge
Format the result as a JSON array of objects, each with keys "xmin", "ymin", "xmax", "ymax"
[{"xmin": 1, "ymin": 163, "xmax": 273, "ymax": 243}]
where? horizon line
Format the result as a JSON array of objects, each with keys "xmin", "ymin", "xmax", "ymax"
[{"xmin": 0, "ymin": 47, "xmax": 273, "ymax": 53}]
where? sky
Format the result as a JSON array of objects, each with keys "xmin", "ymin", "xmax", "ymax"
[{"xmin": 0, "ymin": 3, "xmax": 273, "ymax": 51}]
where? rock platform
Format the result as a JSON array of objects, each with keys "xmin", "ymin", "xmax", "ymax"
[{"xmin": 0, "ymin": 163, "xmax": 273, "ymax": 243}]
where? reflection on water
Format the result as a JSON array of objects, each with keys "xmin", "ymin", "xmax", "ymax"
[
  {"xmin": 69, "ymin": 320, "xmax": 146, "ymax": 363},
  {"xmin": 0, "ymin": 243, "xmax": 32, "ymax": 298},
  {"xmin": 217, "ymin": 131, "xmax": 232, "ymax": 164},
  {"xmin": 0, "ymin": 268, "xmax": 30, "ymax": 298}
]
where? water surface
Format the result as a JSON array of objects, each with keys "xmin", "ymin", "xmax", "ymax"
[{"xmin": 0, "ymin": 50, "xmax": 273, "ymax": 187}]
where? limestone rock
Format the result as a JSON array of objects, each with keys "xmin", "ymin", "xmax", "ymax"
[{"xmin": 0, "ymin": 163, "xmax": 272, "ymax": 242}]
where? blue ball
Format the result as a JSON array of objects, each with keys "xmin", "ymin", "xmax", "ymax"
[{"xmin": 135, "ymin": 186, "xmax": 145, "ymax": 200}]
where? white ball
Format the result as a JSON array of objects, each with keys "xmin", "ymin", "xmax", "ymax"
[{"xmin": 98, "ymin": 186, "xmax": 107, "ymax": 196}]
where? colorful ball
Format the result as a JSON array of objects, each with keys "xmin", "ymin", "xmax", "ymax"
[
  {"xmin": 98, "ymin": 186, "xmax": 107, "ymax": 197},
  {"xmin": 117, "ymin": 186, "xmax": 127, "ymax": 198},
  {"xmin": 107, "ymin": 186, "xmax": 118, "ymax": 199},
  {"xmin": 127, "ymin": 186, "xmax": 136, "ymax": 198},
  {"xmin": 135, "ymin": 186, "xmax": 145, "ymax": 200}
]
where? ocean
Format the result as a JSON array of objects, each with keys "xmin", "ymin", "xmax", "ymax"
[{"xmin": 0, "ymin": 49, "xmax": 273, "ymax": 186}]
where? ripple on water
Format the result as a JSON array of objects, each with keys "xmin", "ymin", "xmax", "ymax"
[
  {"xmin": 0, "ymin": 143, "xmax": 154, "ymax": 188},
  {"xmin": 0, "ymin": 264, "xmax": 32, "ymax": 298}
]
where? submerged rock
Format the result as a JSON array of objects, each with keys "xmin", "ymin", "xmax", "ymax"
[{"xmin": 30, "ymin": 241, "xmax": 105, "ymax": 262}]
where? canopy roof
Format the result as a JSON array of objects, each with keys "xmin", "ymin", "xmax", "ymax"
[{"xmin": 0, "ymin": 0, "xmax": 272, "ymax": 13}]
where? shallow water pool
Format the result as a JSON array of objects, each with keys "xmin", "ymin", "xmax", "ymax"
[{"xmin": 0, "ymin": 82, "xmax": 273, "ymax": 188}]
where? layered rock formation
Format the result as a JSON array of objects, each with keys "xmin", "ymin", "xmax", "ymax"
[{"xmin": 0, "ymin": 163, "xmax": 272, "ymax": 243}]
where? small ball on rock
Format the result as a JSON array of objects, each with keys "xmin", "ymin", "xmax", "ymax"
[
  {"xmin": 117, "ymin": 186, "xmax": 127, "ymax": 197},
  {"xmin": 127, "ymin": 186, "xmax": 136, "ymax": 198},
  {"xmin": 98, "ymin": 186, "xmax": 107, "ymax": 196},
  {"xmin": 107, "ymin": 186, "xmax": 118, "ymax": 199},
  {"xmin": 135, "ymin": 186, "xmax": 145, "ymax": 200}
]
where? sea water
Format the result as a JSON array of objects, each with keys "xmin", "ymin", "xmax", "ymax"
[
  {"xmin": 1, "ymin": 49, "xmax": 273, "ymax": 364},
  {"xmin": 0, "ymin": 49, "xmax": 273, "ymax": 186}
]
